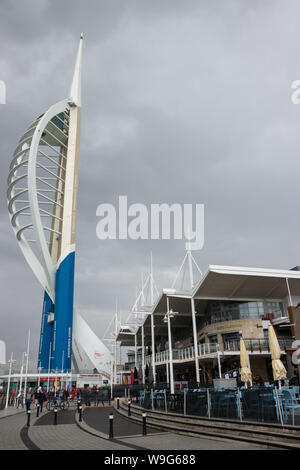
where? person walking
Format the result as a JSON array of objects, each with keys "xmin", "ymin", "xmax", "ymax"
[
  {"xmin": 37, "ymin": 388, "xmax": 46, "ymax": 412},
  {"xmin": 85, "ymin": 387, "xmax": 91, "ymax": 406},
  {"xmin": 16, "ymin": 390, "xmax": 24, "ymax": 409},
  {"xmin": 25, "ymin": 388, "xmax": 33, "ymax": 412}
]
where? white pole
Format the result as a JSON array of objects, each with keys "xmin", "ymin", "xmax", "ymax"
[
  {"xmin": 217, "ymin": 344, "xmax": 222, "ymax": 379},
  {"xmin": 54, "ymin": 368, "xmax": 57, "ymax": 393},
  {"xmin": 191, "ymin": 297, "xmax": 200, "ymax": 384},
  {"xmin": 167, "ymin": 297, "xmax": 175, "ymax": 395},
  {"xmin": 23, "ymin": 329, "xmax": 30, "ymax": 399},
  {"xmin": 187, "ymin": 246, "xmax": 194, "ymax": 289},
  {"xmin": 114, "ymin": 340, "xmax": 117, "ymax": 385},
  {"xmin": 5, "ymin": 353, "xmax": 14, "ymax": 409},
  {"xmin": 151, "ymin": 314, "xmax": 156, "ymax": 384},
  {"xmin": 110, "ymin": 353, "xmax": 114, "ymax": 399},
  {"xmin": 286, "ymin": 277, "xmax": 293, "ymax": 307},
  {"xmin": 61, "ymin": 350, "xmax": 64, "ymax": 389},
  {"xmin": 37, "ymin": 366, "xmax": 42, "ymax": 389},
  {"xmin": 150, "ymin": 252, "xmax": 154, "ymax": 306},
  {"xmin": 47, "ymin": 342, "xmax": 52, "ymax": 392},
  {"xmin": 166, "ymin": 361, "xmax": 169, "ymax": 384},
  {"xmin": 134, "ymin": 334, "xmax": 137, "ymax": 369},
  {"xmin": 142, "ymin": 325, "xmax": 145, "ymax": 384},
  {"xmin": 18, "ymin": 352, "xmax": 25, "ymax": 396}
]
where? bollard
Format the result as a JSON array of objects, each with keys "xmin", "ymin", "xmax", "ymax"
[
  {"xmin": 109, "ymin": 412, "xmax": 114, "ymax": 439},
  {"xmin": 77, "ymin": 399, "xmax": 81, "ymax": 412},
  {"xmin": 117, "ymin": 397, "xmax": 120, "ymax": 410},
  {"xmin": 79, "ymin": 404, "xmax": 82, "ymax": 422},
  {"xmin": 27, "ymin": 410, "xmax": 31, "ymax": 427},
  {"xmin": 142, "ymin": 412, "xmax": 147, "ymax": 436},
  {"xmin": 54, "ymin": 405, "xmax": 58, "ymax": 425},
  {"xmin": 128, "ymin": 399, "xmax": 131, "ymax": 417},
  {"xmin": 36, "ymin": 403, "xmax": 40, "ymax": 418}
]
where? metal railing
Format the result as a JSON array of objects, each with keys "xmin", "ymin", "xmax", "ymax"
[
  {"xmin": 140, "ymin": 338, "xmax": 293, "ymax": 369},
  {"xmin": 138, "ymin": 386, "xmax": 300, "ymax": 426}
]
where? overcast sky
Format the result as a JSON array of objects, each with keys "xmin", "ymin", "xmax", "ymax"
[{"xmin": 1, "ymin": 0, "xmax": 300, "ymax": 367}]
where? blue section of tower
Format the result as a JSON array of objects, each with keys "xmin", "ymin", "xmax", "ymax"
[
  {"xmin": 38, "ymin": 292, "xmax": 54, "ymax": 372},
  {"xmin": 52, "ymin": 251, "xmax": 75, "ymax": 372}
]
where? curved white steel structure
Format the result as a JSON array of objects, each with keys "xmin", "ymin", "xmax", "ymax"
[
  {"xmin": 8, "ymin": 99, "xmax": 70, "ymax": 301},
  {"xmin": 7, "ymin": 36, "xmax": 83, "ymax": 373}
]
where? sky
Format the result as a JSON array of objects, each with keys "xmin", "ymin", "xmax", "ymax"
[{"xmin": 1, "ymin": 0, "xmax": 300, "ymax": 368}]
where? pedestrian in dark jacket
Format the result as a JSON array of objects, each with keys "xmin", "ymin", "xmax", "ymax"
[{"xmin": 37, "ymin": 388, "xmax": 46, "ymax": 412}]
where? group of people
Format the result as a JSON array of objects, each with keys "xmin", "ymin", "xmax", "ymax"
[
  {"xmin": 13, "ymin": 386, "xmax": 109, "ymax": 411},
  {"xmin": 15, "ymin": 386, "xmax": 71, "ymax": 412}
]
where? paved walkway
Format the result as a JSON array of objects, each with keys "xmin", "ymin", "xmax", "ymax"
[
  {"xmin": 0, "ymin": 405, "xmax": 263, "ymax": 450},
  {"xmin": 28, "ymin": 423, "xmax": 130, "ymax": 450},
  {"xmin": 0, "ymin": 406, "xmax": 26, "ymax": 419},
  {"xmin": 0, "ymin": 411, "xmax": 29, "ymax": 450},
  {"xmin": 83, "ymin": 406, "xmax": 161, "ymax": 437}
]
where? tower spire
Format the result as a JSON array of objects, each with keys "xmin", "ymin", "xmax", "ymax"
[{"xmin": 69, "ymin": 33, "xmax": 83, "ymax": 107}]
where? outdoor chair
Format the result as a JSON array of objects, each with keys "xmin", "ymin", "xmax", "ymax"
[
  {"xmin": 241, "ymin": 390, "xmax": 260, "ymax": 421},
  {"xmin": 282, "ymin": 390, "xmax": 300, "ymax": 425},
  {"xmin": 259, "ymin": 390, "xmax": 277, "ymax": 422}
]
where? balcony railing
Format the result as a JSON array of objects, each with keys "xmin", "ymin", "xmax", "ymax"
[{"xmin": 139, "ymin": 338, "xmax": 293, "ymax": 368}]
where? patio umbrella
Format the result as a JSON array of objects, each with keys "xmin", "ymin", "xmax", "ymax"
[
  {"xmin": 125, "ymin": 375, "xmax": 128, "ymax": 385},
  {"xmin": 268, "ymin": 325, "xmax": 287, "ymax": 385},
  {"xmin": 240, "ymin": 338, "xmax": 252, "ymax": 386},
  {"xmin": 130, "ymin": 370, "xmax": 134, "ymax": 385}
]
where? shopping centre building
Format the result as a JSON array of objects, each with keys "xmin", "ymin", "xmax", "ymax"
[{"xmin": 116, "ymin": 262, "xmax": 300, "ymax": 391}]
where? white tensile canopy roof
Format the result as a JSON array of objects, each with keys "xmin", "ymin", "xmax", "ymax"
[
  {"xmin": 121, "ymin": 264, "xmax": 300, "ymax": 347},
  {"xmin": 193, "ymin": 265, "xmax": 300, "ymax": 300}
]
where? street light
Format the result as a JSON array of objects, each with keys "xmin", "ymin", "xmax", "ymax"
[
  {"xmin": 5, "ymin": 352, "xmax": 16, "ymax": 408},
  {"xmin": 23, "ymin": 329, "xmax": 30, "ymax": 402}
]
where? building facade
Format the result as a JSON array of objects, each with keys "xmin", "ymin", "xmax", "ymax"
[{"xmin": 117, "ymin": 264, "xmax": 299, "ymax": 390}]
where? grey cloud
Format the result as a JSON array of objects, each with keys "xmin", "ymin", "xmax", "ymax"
[{"xmin": 1, "ymin": 0, "xmax": 300, "ymax": 364}]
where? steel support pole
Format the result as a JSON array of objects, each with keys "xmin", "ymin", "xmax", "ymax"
[
  {"xmin": 134, "ymin": 334, "xmax": 137, "ymax": 370},
  {"xmin": 5, "ymin": 353, "xmax": 13, "ymax": 409},
  {"xmin": 191, "ymin": 297, "xmax": 200, "ymax": 384},
  {"xmin": 142, "ymin": 325, "xmax": 145, "ymax": 385},
  {"xmin": 23, "ymin": 329, "xmax": 30, "ymax": 400},
  {"xmin": 167, "ymin": 297, "xmax": 175, "ymax": 395},
  {"xmin": 166, "ymin": 361, "xmax": 169, "ymax": 384},
  {"xmin": 151, "ymin": 314, "xmax": 156, "ymax": 384},
  {"xmin": 18, "ymin": 352, "xmax": 25, "ymax": 396}
]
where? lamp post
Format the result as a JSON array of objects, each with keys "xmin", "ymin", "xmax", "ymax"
[
  {"xmin": 5, "ymin": 353, "xmax": 16, "ymax": 408},
  {"xmin": 23, "ymin": 329, "xmax": 30, "ymax": 402}
]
